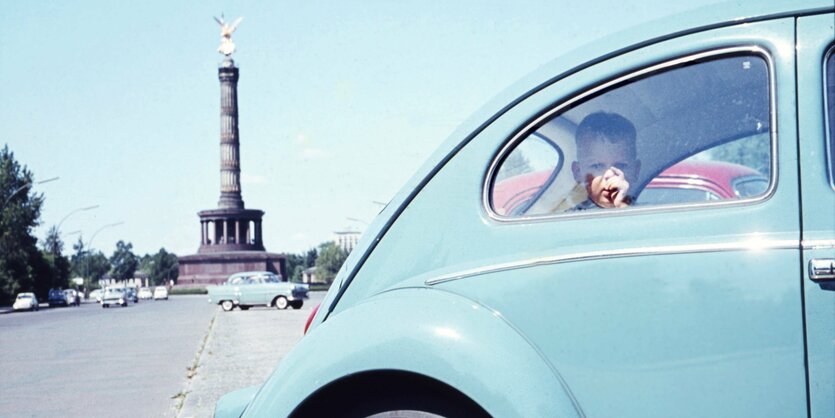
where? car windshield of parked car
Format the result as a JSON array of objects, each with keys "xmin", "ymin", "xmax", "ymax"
[
  {"xmin": 17, "ymin": 294, "xmax": 32, "ymax": 299},
  {"xmin": 489, "ymin": 51, "xmax": 773, "ymax": 216}
]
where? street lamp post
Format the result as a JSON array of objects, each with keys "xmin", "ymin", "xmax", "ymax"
[
  {"xmin": 85, "ymin": 221, "xmax": 124, "ymax": 288},
  {"xmin": 57, "ymin": 205, "xmax": 99, "ymax": 234},
  {"xmin": 1, "ymin": 176, "xmax": 59, "ymax": 209},
  {"xmin": 345, "ymin": 217, "xmax": 369, "ymax": 226}
]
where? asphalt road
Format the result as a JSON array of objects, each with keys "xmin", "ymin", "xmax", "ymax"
[{"xmin": 0, "ymin": 295, "xmax": 216, "ymax": 418}]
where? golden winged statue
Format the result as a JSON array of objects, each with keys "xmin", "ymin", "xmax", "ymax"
[{"xmin": 214, "ymin": 14, "xmax": 243, "ymax": 56}]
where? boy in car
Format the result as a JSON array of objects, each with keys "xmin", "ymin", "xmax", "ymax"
[{"xmin": 569, "ymin": 111, "xmax": 641, "ymax": 210}]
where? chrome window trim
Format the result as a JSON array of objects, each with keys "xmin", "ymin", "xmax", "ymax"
[
  {"xmin": 483, "ymin": 46, "xmax": 778, "ymax": 223},
  {"xmin": 823, "ymin": 45, "xmax": 835, "ymax": 190},
  {"xmin": 802, "ymin": 239, "xmax": 835, "ymax": 250},
  {"xmin": 426, "ymin": 238, "xmax": 798, "ymax": 286}
]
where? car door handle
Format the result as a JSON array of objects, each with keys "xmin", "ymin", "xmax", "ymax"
[{"xmin": 809, "ymin": 258, "xmax": 835, "ymax": 281}]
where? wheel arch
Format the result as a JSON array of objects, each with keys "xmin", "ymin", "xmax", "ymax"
[{"xmin": 290, "ymin": 370, "xmax": 489, "ymax": 418}]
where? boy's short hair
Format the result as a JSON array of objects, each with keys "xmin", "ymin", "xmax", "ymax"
[{"xmin": 575, "ymin": 111, "xmax": 637, "ymax": 156}]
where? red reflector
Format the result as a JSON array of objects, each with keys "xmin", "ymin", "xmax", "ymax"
[{"xmin": 304, "ymin": 303, "xmax": 320, "ymax": 335}]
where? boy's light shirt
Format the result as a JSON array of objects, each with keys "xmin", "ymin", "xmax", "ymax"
[{"xmin": 547, "ymin": 183, "xmax": 589, "ymax": 213}]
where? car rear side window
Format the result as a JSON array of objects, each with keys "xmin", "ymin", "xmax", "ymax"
[
  {"xmin": 488, "ymin": 49, "xmax": 773, "ymax": 218},
  {"xmin": 826, "ymin": 48, "xmax": 835, "ymax": 188}
]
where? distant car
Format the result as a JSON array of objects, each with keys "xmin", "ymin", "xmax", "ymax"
[
  {"xmin": 207, "ymin": 271, "xmax": 308, "ymax": 312},
  {"xmin": 101, "ymin": 288, "xmax": 127, "ymax": 308},
  {"xmin": 12, "ymin": 292, "xmax": 39, "ymax": 311},
  {"xmin": 153, "ymin": 286, "xmax": 168, "ymax": 301},
  {"xmin": 640, "ymin": 160, "xmax": 768, "ymax": 205},
  {"xmin": 125, "ymin": 287, "xmax": 139, "ymax": 303},
  {"xmin": 47, "ymin": 288, "xmax": 68, "ymax": 307},
  {"xmin": 63, "ymin": 289, "xmax": 80, "ymax": 307},
  {"xmin": 89, "ymin": 289, "xmax": 103, "ymax": 303},
  {"xmin": 138, "ymin": 287, "xmax": 153, "ymax": 300}
]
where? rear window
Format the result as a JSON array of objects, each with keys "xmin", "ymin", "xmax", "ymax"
[{"xmin": 489, "ymin": 49, "xmax": 773, "ymax": 217}]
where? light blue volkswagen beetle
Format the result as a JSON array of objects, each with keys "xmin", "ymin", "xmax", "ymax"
[{"xmin": 217, "ymin": 0, "xmax": 835, "ymax": 416}]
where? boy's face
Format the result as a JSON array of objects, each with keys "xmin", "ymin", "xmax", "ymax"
[{"xmin": 572, "ymin": 138, "xmax": 640, "ymax": 207}]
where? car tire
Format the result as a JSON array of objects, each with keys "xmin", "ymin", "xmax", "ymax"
[
  {"xmin": 290, "ymin": 300, "xmax": 303, "ymax": 310},
  {"xmin": 221, "ymin": 300, "xmax": 235, "ymax": 311},
  {"xmin": 274, "ymin": 296, "xmax": 288, "ymax": 310}
]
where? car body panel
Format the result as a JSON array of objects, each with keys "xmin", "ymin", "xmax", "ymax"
[
  {"xmin": 240, "ymin": 288, "xmax": 581, "ymax": 418},
  {"xmin": 223, "ymin": 2, "xmax": 835, "ymax": 416},
  {"xmin": 796, "ymin": 13, "xmax": 835, "ymax": 418},
  {"xmin": 215, "ymin": 386, "xmax": 260, "ymax": 418}
]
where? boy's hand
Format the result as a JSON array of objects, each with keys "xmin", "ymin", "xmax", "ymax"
[{"xmin": 588, "ymin": 167, "xmax": 631, "ymax": 208}]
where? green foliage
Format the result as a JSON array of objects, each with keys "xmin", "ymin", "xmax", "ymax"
[
  {"xmin": 314, "ymin": 242, "xmax": 348, "ymax": 284},
  {"xmin": 710, "ymin": 134, "xmax": 771, "ymax": 177},
  {"xmin": 109, "ymin": 240, "xmax": 138, "ymax": 282},
  {"xmin": 0, "ymin": 145, "xmax": 45, "ymax": 304},
  {"xmin": 69, "ymin": 236, "xmax": 110, "ymax": 285},
  {"xmin": 496, "ymin": 150, "xmax": 532, "ymax": 181},
  {"xmin": 138, "ymin": 248, "xmax": 179, "ymax": 285},
  {"xmin": 42, "ymin": 225, "xmax": 63, "ymax": 256},
  {"xmin": 284, "ymin": 253, "xmax": 304, "ymax": 281},
  {"xmin": 38, "ymin": 251, "xmax": 70, "ymax": 295},
  {"xmin": 168, "ymin": 287, "xmax": 206, "ymax": 295},
  {"xmin": 285, "ymin": 248, "xmax": 318, "ymax": 282}
]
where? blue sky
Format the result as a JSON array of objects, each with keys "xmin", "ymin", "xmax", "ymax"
[{"xmin": 1, "ymin": 0, "xmax": 696, "ymax": 257}]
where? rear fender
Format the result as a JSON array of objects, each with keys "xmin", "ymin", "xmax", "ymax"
[{"xmin": 242, "ymin": 287, "xmax": 582, "ymax": 418}]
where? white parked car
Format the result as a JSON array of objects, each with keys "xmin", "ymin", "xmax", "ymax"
[
  {"xmin": 153, "ymin": 286, "xmax": 168, "ymax": 300},
  {"xmin": 101, "ymin": 287, "xmax": 128, "ymax": 308},
  {"xmin": 138, "ymin": 287, "xmax": 153, "ymax": 300},
  {"xmin": 63, "ymin": 289, "xmax": 80, "ymax": 306},
  {"xmin": 12, "ymin": 292, "xmax": 39, "ymax": 311}
]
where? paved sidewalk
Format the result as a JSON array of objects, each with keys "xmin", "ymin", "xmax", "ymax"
[{"xmin": 177, "ymin": 295, "xmax": 321, "ymax": 418}]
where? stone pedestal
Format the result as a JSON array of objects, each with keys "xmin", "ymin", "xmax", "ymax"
[{"xmin": 177, "ymin": 251, "xmax": 286, "ymax": 286}]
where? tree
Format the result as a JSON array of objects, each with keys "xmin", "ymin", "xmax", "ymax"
[
  {"xmin": 284, "ymin": 253, "xmax": 306, "ymax": 282},
  {"xmin": 109, "ymin": 240, "xmax": 138, "ymax": 282},
  {"xmin": 42, "ymin": 225, "xmax": 63, "ymax": 256},
  {"xmin": 0, "ymin": 145, "xmax": 45, "ymax": 304},
  {"xmin": 69, "ymin": 236, "xmax": 109, "ymax": 287},
  {"xmin": 495, "ymin": 150, "xmax": 532, "ymax": 181},
  {"xmin": 304, "ymin": 247, "xmax": 318, "ymax": 268},
  {"xmin": 710, "ymin": 134, "xmax": 771, "ymax": 176},
  {"xmin": 314, "ymin": 242, "xmax": 348, "ymax": 284},
  {"xmin": 40, "ymin": 225, "xmax": 70, "ymax": 291},
  {"xmin": 139, "ymin": 248, "xmax": 179, "ymax": 285}
]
